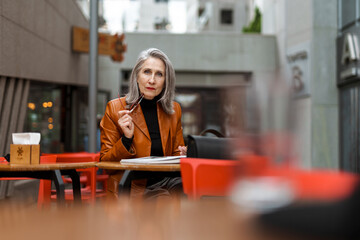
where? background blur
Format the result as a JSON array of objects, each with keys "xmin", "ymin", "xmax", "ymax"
[{"xmin": 0, "ymin": 0, "xmax": 357, "ymax": 177}]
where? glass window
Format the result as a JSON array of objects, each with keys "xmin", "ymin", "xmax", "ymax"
[
  {"xmin": 341, "ymin": 0, "xmax": 356, "ymax": 29},
  {"xmin": 220, "ymin": 9, "xmax": 233, "ymax": 25},
  {"xmin": 175, "ymin": 87, "xmax": 246, "ymax": 139},
  {"xmin": 24, "ymin": 83, "xmax": 62, "ymax": 153},
  {"xmin": 78, "ymin": 88, "xmax": 109, "ymax": 153},
  {"xmin": 24, "ymin": 83, "xmax": 109, "ymax": 153}
]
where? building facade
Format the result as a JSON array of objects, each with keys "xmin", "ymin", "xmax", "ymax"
[
  {"xmin": 0, "ymin": 0, "xmax": 90, "ymax": 155},
  {"xmin": 261, "ymin": 0, "xmax": 339, "ymax": 169},
  {"xmin": 337, "ymin": 0, "xmax": 360, "ymax": 173},
  {"xmin": 0, "ymin": 0, "xmax": 350, "ymax": 173}
]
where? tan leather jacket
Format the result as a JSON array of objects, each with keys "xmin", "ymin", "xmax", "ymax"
[{"xmin": 100, "ymin": 97, "xmax": 185, "ymax": 198}]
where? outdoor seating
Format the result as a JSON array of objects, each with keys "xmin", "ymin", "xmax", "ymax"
[{"xmin": 38, "ymin": 152, "xmax": 107, "ymax": 205}]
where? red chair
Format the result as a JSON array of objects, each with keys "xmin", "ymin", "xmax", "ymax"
[
  {"xmin": 238, "ymin": 154, "xmax": 360, "ymax": 201},
  {"xmin": 38, "ymin": 152, "xmax": 108, "ymax": 205},
  {"xmin": 180, "ymin": 158, "xmax": 242, "ymax": 200}
]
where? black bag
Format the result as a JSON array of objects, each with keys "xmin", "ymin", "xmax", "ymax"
[{"xmin": 187, "ymin": 129, "xmax": 236, "ymax": 160}]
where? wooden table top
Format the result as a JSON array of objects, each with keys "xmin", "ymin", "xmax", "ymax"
[
  {"xmin": 96, "ymin": 161, "xmax": 181, "ymax": 172},
  {"xmin": 0, "ymin": 162, "xmax": 96, "ymax": 171},
  {"xmin": 0, "ymin": 199, "xmax": 306, "ymax": 240}
]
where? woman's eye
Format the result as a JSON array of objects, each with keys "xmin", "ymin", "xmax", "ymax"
[
  {"xmin": 144, "ymin": 69, "xmax": 150, "ymax": 74},
  {"xmin": 157, "ymin": 72, "xmax": 163, "ymax": 77}
]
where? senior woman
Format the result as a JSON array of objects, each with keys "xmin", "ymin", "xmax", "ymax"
[{"xmin": 100, "ymin": 48, "xmax": 187, "ymax": 199}]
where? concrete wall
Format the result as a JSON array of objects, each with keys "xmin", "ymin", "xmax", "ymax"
[
  {"xmin": 121, "ymin": 32, "xmax": 277, "ymax": 71},
  {"xmin": 262, "ymin": 0, "xmax": 339, "ymax": 169},
  {"xmin": 311, "ymin": 0, "xmax": 338, "ymax": 169},
  {"xmin": 286, "ymin": 0, "xmax": 313, "ymax": 169},
  {"xmin": 0, "ymin": 0, "xmax": 89, "ymax": 85},
  {"xmin": 98, "ymin": 32, "xmax": 278, "ymax": 99}
]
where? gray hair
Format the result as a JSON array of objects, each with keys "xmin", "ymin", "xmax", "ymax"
[{"xmin": 125, "ymin": 48, "xmax": 176, "ymax": 114}]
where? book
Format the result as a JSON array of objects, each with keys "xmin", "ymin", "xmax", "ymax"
[{"xmin": 121, "ymin": 155, "xmax": 186, "ymax": 164}]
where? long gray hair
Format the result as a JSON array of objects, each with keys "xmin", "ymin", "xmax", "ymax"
[{"xmin": 125, "ymin": 48, "xmax": 176, "ymax": 114}]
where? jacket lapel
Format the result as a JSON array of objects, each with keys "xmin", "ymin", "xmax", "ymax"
[
  {"xmin": 123, "ymin": 98, "xmax": 170, "ymax": 152},
  {"xmin": 131, "ymin": 105, "xmax": 151, "ymax": 141},
  {"xmin": 157, "ymin": 103, "xmax": 170, "ymax": 156}
]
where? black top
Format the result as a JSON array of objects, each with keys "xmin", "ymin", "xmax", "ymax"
[{"xmin": 122, "ymin": 96, "xmax": 164, "ymax": 156}]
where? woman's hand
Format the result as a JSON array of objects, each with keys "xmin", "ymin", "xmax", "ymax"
[
  {"xmin": 178, "ymin": 146, "xmax": 187, "ymax": 156},
  {"xmin": 117, "ymin": 110, "xmax": 134, "ymax": 138}
]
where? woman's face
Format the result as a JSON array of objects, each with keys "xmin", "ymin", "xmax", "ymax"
[{"xmin": 137, "ymin": 57, "xmax": 166, "ymax": 100}]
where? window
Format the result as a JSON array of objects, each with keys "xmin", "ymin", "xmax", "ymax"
[
  {"xmin": 154, "ymin": 17, "xmax": 170, "ymax": 30},
  {"xmin": 24, "ymin": 83, "xmax": 62, "ymax": 153},
  {"xmin": 220, "ymin": 9, "xmax": 233, "ymax": 25}
]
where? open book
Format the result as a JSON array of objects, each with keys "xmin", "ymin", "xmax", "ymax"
[{"xmin": 121, "ymin": 155, "xmax": 186, "ymax": 164}]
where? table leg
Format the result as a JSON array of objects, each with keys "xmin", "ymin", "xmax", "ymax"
[
  {"xmin": 61, "ymin": 170, "xmax": 81, "ymax": 203},
  {"xmin": 52, "ymin": 170, "xmax": 65, "ymax": 204},
  {"xmin": 118, "ymin": 170, "xmax": 133, "ymax": 195}
]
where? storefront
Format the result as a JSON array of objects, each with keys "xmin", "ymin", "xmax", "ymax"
[
  {"xmin": 24, "ymin": 82, "xmax": 109, "ymax": 153},
  {"xmin": 337, "ymin": 0, "xmax": 360, "ymax": 173}
]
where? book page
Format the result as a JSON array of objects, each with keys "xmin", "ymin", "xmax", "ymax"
[{"xmin": 121, "ymin": 155, "xmax": 186, "ymax": 164}]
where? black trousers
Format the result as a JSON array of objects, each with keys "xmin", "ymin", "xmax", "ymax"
[{"xmin": 143, "ymin": 177, "xmax": 183, "ymax": 200}]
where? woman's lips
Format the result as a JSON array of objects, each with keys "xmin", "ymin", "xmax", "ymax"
[{"xmin": 146, "ymin": 87, "xmax": 155, "ymax": 90}]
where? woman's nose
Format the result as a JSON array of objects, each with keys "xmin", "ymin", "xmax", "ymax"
[{"xmin": 148, "ymin": 74, "xmax": 155, "ymax": 83}]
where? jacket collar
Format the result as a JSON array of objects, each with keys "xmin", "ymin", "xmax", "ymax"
[
  {"xmin": 130, "ymin": 100, "xmax": 171, "ymax": 154},
  {"xmin": 119, "ymin": 97, "xmax": 151, "ymax": 140}
]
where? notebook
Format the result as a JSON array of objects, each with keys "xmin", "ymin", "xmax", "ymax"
[{"xmin": 121, "ymin": 155, "xmax": 186, "ymax": 164}]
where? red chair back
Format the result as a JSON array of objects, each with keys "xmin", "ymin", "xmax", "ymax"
[
  {"xmin": 238, "ymin": 154, "xmax": 359, "ymax": 201},
  {"xmin": 39, "ymin": 155, "xmax": 57, "ymax": 164},
  {"xmin": 38, "ymin": 152, "xmax": 104, "ymax": 206},
  {"xmin": 43, "ymin": 152, "xmax": 99, "ymax": 163},
  {"xmin": 0, "ymin": 157, "xmax": 7, "ymax": 164},
  {"xmin": 180, "ymin": 158, "xmax": 242, "ymax": 200}
]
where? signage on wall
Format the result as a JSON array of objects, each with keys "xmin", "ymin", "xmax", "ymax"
[
  {"xmin": 286, "ymin": 42, "xmax": 311, "ymax": 97},
  {"xmin": 72, "ymin": 26, "xmax": 127, "ymax": 62},
  {"xmin": 338, "ymin": 32, "xmax": 360, "ymax": 84}
]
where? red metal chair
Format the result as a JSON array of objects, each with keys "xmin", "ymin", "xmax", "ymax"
[
  {"xmin": 181, "ymin": 155, "xmax": 359, "ymax": 202},
  {"xmin": 236, "ymin": 154, "xmax": 360, "ymax": 201},
  {"xmin": 180, "ymin": 158, "xmax": 242, "ymax": 200},
  {"xmin": 38, "ymin": 152, "xmax": 108, "ymax": 205}
]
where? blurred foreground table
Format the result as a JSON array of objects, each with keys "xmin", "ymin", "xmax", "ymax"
[
  {"xmin": 0, "ymin": 162, "xmax": 96, "ymax": 204},
  {"xmin": 0, "ymin": 198, "xmax": 312, "ymax": 240}
]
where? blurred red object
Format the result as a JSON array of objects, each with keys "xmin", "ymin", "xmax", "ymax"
[
  {"xmin": 180, "ymin": 158, "xmax": 242, "ymax": 200},
  {"xmin": 238, "ymin": 154, "xmax": 359, "ymax": 201},
  {"xmin": 38, "ymin": 152, "xmax": 108, "ymax": 206}
]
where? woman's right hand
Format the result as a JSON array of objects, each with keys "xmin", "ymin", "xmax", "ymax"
[{"xmin": 117, "ymin": 110, "xmax": 134, "ymax": 138}]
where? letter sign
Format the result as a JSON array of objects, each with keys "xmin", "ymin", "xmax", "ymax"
[{"xmin": 341, "ymin": 33, "xmax": 359, "ymax": 65}]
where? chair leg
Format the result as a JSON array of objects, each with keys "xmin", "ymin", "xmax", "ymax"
[
  {"xmin": 37, "ymin": 179, "xmax": 52, "ymax": 208},
  {"xmin": 91, "ymin": 167, "xmax": 96, "ymax": 201}
]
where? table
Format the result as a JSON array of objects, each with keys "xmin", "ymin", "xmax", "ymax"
[
  {"xmin": 0, "ymin": 162, "xmax": 96, "ymax": 204},
  {"xmin": 96, "ymin": 162, "xmax": 181, "ymax": 194},
  {"xmin": 0, "ymin": 198, "xmax": 311, "ymax": 240}
]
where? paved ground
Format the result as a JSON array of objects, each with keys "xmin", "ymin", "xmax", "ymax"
[{"xmin": 0, "ymin": 180, "xmax": 40, "ymax": 208}]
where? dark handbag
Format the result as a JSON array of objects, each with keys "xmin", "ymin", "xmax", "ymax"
[{"xmin": 187, "ymin": 129, "xmax": 236, "ymax": 160}]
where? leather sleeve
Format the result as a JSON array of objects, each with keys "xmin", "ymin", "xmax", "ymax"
[
  {"xmin": 172, "ymin": 102, "xmax": 185, "ymax": 156},
  {"xmin": 100, "ymin": 100, "xmax": 136, "ymax": 162}
]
